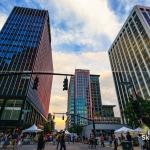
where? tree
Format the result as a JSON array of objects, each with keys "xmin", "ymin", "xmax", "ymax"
[
  {"xmin": 124, "ymin": 96, "xmax": 150, "ymax": 128},
  {"xmin": 68, "ymin": 124, "xmax": 83, "ymax": 135},
  {"xmin": 44, "ymin": 122, "xmax": 51, "ymax": 133}
]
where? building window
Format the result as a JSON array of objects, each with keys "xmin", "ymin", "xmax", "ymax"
[{"xmin": 1, "ymin": 99, "xmax": 23, "ymax": 120}]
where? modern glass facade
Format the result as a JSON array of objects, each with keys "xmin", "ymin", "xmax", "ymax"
[
  {"xmin": 67, "ymin": 69, "xmax": 102, "ymax": 128},
  {"xmin": 90, "ymin": 76, "xmax": 102, "ymax": 117},
  {"xmin": 102, "ymin": 105, "xmax": 115, "ymax": 117},
  {"xmin": 0, "ymin": 6, "xmax": 53, "ymax": 128},
  {"xmin": 108, "ymin": 5, "xmax": 150, "ymax": 124},
  {"xmin": 67, "ymin": 76, "xmax": 75, "ymax": 127},
  {"xmin": 75, "ymin": 69, "xmax": 92, "ymax": 124}
]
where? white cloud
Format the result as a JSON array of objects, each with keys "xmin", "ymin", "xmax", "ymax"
[
  {"xmin": 59, "ymin": 0, "xmax": 121, "ymax": 39},
  {"xmin": 37, "ymin": 0, "xmax": 122, "ymax": 51},
  {"xmin": 0, "ymin": 12, "xmax": 7, "ymax": 30}
]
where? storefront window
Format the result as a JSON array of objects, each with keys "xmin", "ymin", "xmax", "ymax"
[{"xmin": 1, "ymin": 99, "xmax": 23, "ymax": 120}]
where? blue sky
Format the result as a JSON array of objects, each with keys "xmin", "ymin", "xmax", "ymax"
[
  {"xmin": 0, "ymin": 0, "xmax": 149, "ymax": 129},
  {"xmin": 0, "ymin": 0, "xmax": 149, "ymax": 52}
]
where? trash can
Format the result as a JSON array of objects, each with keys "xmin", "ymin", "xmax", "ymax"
[{"xmin": 121, "ymin": 141, "xmax": 132, "ymax": 150}]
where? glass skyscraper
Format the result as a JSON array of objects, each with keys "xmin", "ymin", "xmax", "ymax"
[
  {"xmin": 108, "ymin": 5, "xmax": 150, "ymax": 124},
  {"xmin": 67, "ymin": 69, "xmax": 102, "ymax": 127},
  {"xmin": 90, "ymin": 76, "xmax": 102, "ymax": 117},
  {"xmin": 0, "ymin": 6, "xmax": 53, "ymax": 128}
]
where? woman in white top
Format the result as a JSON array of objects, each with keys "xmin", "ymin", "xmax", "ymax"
[{"xmin": 138, "ymin": 134, "xmax": 144, "ymax": 150}]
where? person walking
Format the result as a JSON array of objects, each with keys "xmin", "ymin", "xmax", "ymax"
[
  {"xmin": 126, "ymin": 132, "xmax": 133, "ymax": 150},
  {"xmin": 138, "ymin": 134, "xmax": 144, "ymax": 150},
  {"xmin": 60, "ymin": 132, "xmax": 66, "ymax": 150},
  {"xmin": 100, "ymin": 134, "xmax": 105, "ymax": 147},
  {"xmin": 56, "ymin": 133, "xmax": 61, "ymax": 149},
  {"xmin": 114, "ymin": 135, "xmax": 118, "ymax": 150},
  {"xmin": 72, "ymin": 134, "xmax": 75, "ymax": 144},
  {"xmin": 109, "ymin": 135, "xmax": 113, "ymax": 146},
  {"xmin": 37, "ymin": 133, "xmax": 45, "ymax": 150}
]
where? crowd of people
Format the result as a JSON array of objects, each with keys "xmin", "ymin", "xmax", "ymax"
[
  {"xmin": 0, "ymin": 130, "xmax": 23, "ymax": 149},
  {"xmin": 0, "ymin": 129, "xmax": 150, "ymax": 150}
]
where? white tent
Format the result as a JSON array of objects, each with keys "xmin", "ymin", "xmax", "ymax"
[
  {"xmin": 134, "ymin": 127, "xmax": 143, "ymax": 133},
  {"xmin": 115, "ymin": 127, "xmax": 134, "ymax": 133},
  {"xmin": 65, "ymin": 130, "xmax": 71, "ymax": 135},
  {"xmin": 22, "ymin": 124, "xmax": 43, "ymax": 133}
]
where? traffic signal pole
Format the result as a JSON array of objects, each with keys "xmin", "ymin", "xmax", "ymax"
[
  {"xmin": 0, "ymin": 71, "xmax": 99, "ymax": 77},
  {"xmin": 0, "ymin": 71, "xmax": 98, "ymax": 133},
  {"xmin": 0, "ymin": 71, "xmax": 74, "ymax": 77}
]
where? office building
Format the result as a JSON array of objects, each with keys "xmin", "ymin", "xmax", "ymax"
[
  {"xmin": 108, "ymin": 5, "xmax": 150, "ymax": 124},
  {"xmin": 90, "ymin": 76, "xmax": 102, "ymax": 117},
  {"xmin": 0, "ymin": 6, "xmax": 53, "ymax": 128},
  {"xmin": 67, "ymin": 69, "xmax": 102, "ymax": 128}
]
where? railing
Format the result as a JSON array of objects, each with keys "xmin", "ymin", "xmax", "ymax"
[{"xmin": 93, "ymin": 117, "xmax": 121, "ymax": 124}]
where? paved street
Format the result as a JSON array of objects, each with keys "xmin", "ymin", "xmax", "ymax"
[
  {"xmin": 21, "ymin": 143, "xmax": 114, "ymax": 150},
  {"xmin": 21, "ymin": 143, "xmax": 141, "ymax": 150},
  {"xmin": 3, "ymin": 142, "xmax": 141, "ymax": 150}
]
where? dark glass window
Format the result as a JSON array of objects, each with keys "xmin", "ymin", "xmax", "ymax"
[{"xmin": 1, "ymin": 99, "xmax": 23, "ymax": 120}]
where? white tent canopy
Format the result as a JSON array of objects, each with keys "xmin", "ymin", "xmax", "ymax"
[
  {"xmin": 115, "ymin": 127, "xmax": 134, "ymax": 133},
  {"xmin": 22, "ymin": 124, "xmax": 43, "ymax": 133},
  {"xmin": 65, "ymin": 130, "xmax": 71, "ymax": 135},
  {"xmin": 134, "ymin": 127, "xmax": 143, "ymax": 132}
]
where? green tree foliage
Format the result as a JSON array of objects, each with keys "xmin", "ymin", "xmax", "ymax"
[
  {"xmin": 68, "ymin": 124, "xmax": 83, "ymax": 135},
  {"xmin": 124, "ymin": 96, "xmax": 150, "ymax": 128},
  {"xmin": 44, "ymin": 122, "xmax": 51, "ymax": 133}
]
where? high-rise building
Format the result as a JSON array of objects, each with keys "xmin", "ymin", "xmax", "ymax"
[
  {"xmin": 90, "ymin": 76, "xmax": 102, "ymax": 117},
  {"xmin": 108, "ymin": 5, "xmax": 150, "ymax": 124},
  {"xmin": 67, "ymin": 69, "xmax": 102, "ymax": 128},
  {"xmin": 0, "ymin": 6, "xmax": 53, "ymax": 128}
]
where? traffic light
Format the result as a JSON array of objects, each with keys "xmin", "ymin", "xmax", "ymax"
[
  {"xmin": 33, "ymin": 76, "xmax": 39, "ymax": 90},
  {"xmin": 63, "ymin": 77, "xmax": 68, "ymax": 91},
  {"xmin": 62, "ymin": 115, "xmax": 64, "ymax": 120}
]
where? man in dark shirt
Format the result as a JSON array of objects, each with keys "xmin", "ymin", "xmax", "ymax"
[
  {"xmin": 126, "ymin": 132, "xmax": 132, "ymax": 141},
  {"xmin": 126, "ymin": 132, "xmax": 133, "ymax": 150},
  {"xmin": 60, "ymin": 131, "xmax": 66, "ymax": 150}
]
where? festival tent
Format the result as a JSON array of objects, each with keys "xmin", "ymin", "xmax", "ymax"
[
  {"xmin": 65, "ymin": 130, "xmax": 71, "ymax": 135},
  {"xmin": 22, "ymin": 124, "xmax": 43, "ymax": 133},
  {"xmin": 134, "ymin": 127, "xmax": 144, "ymax": 133},
  {"xmin": 115, "ymin": 127, "xmax": 134, "ymax": 133}
]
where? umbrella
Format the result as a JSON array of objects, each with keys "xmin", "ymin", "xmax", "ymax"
[
  {"xmin": 115, "ymin": 127, "xmax": 134, "ymax": 133},
  {"xmin": 22, "ymin": 124, "xmax": 43, "ymax": 133}
]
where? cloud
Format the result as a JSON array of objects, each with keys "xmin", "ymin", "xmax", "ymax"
[
  {"xmin": 36, "ymin": 0, "xmax": 122, "ymax": 51},
  {"xmin": 108, "ymin": 0, "xmax": 150, "ymax": 20},
  {"xmin": 0, "ymin": 12, "xmax": 7, "ymax": 30}
]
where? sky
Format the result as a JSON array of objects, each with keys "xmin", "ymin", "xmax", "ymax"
[{"xmin": 0, "ymin": 0, "xmax": 149, "ymax": 130}]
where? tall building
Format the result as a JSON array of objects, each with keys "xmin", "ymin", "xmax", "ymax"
[
  {"xmin": 108, "ymin": 5, "xmax": 150, "ymax": 124},
  {"xmin": 90, "ymin": 76, "xmax": 102, "ymax": 117},
  {"xmin": 0, "ymin": 6, "xmax": 53, "ymax": 128},
  {"xmin": 67, "ymin": 69, "xmax": 102, "ymax": 127}
]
